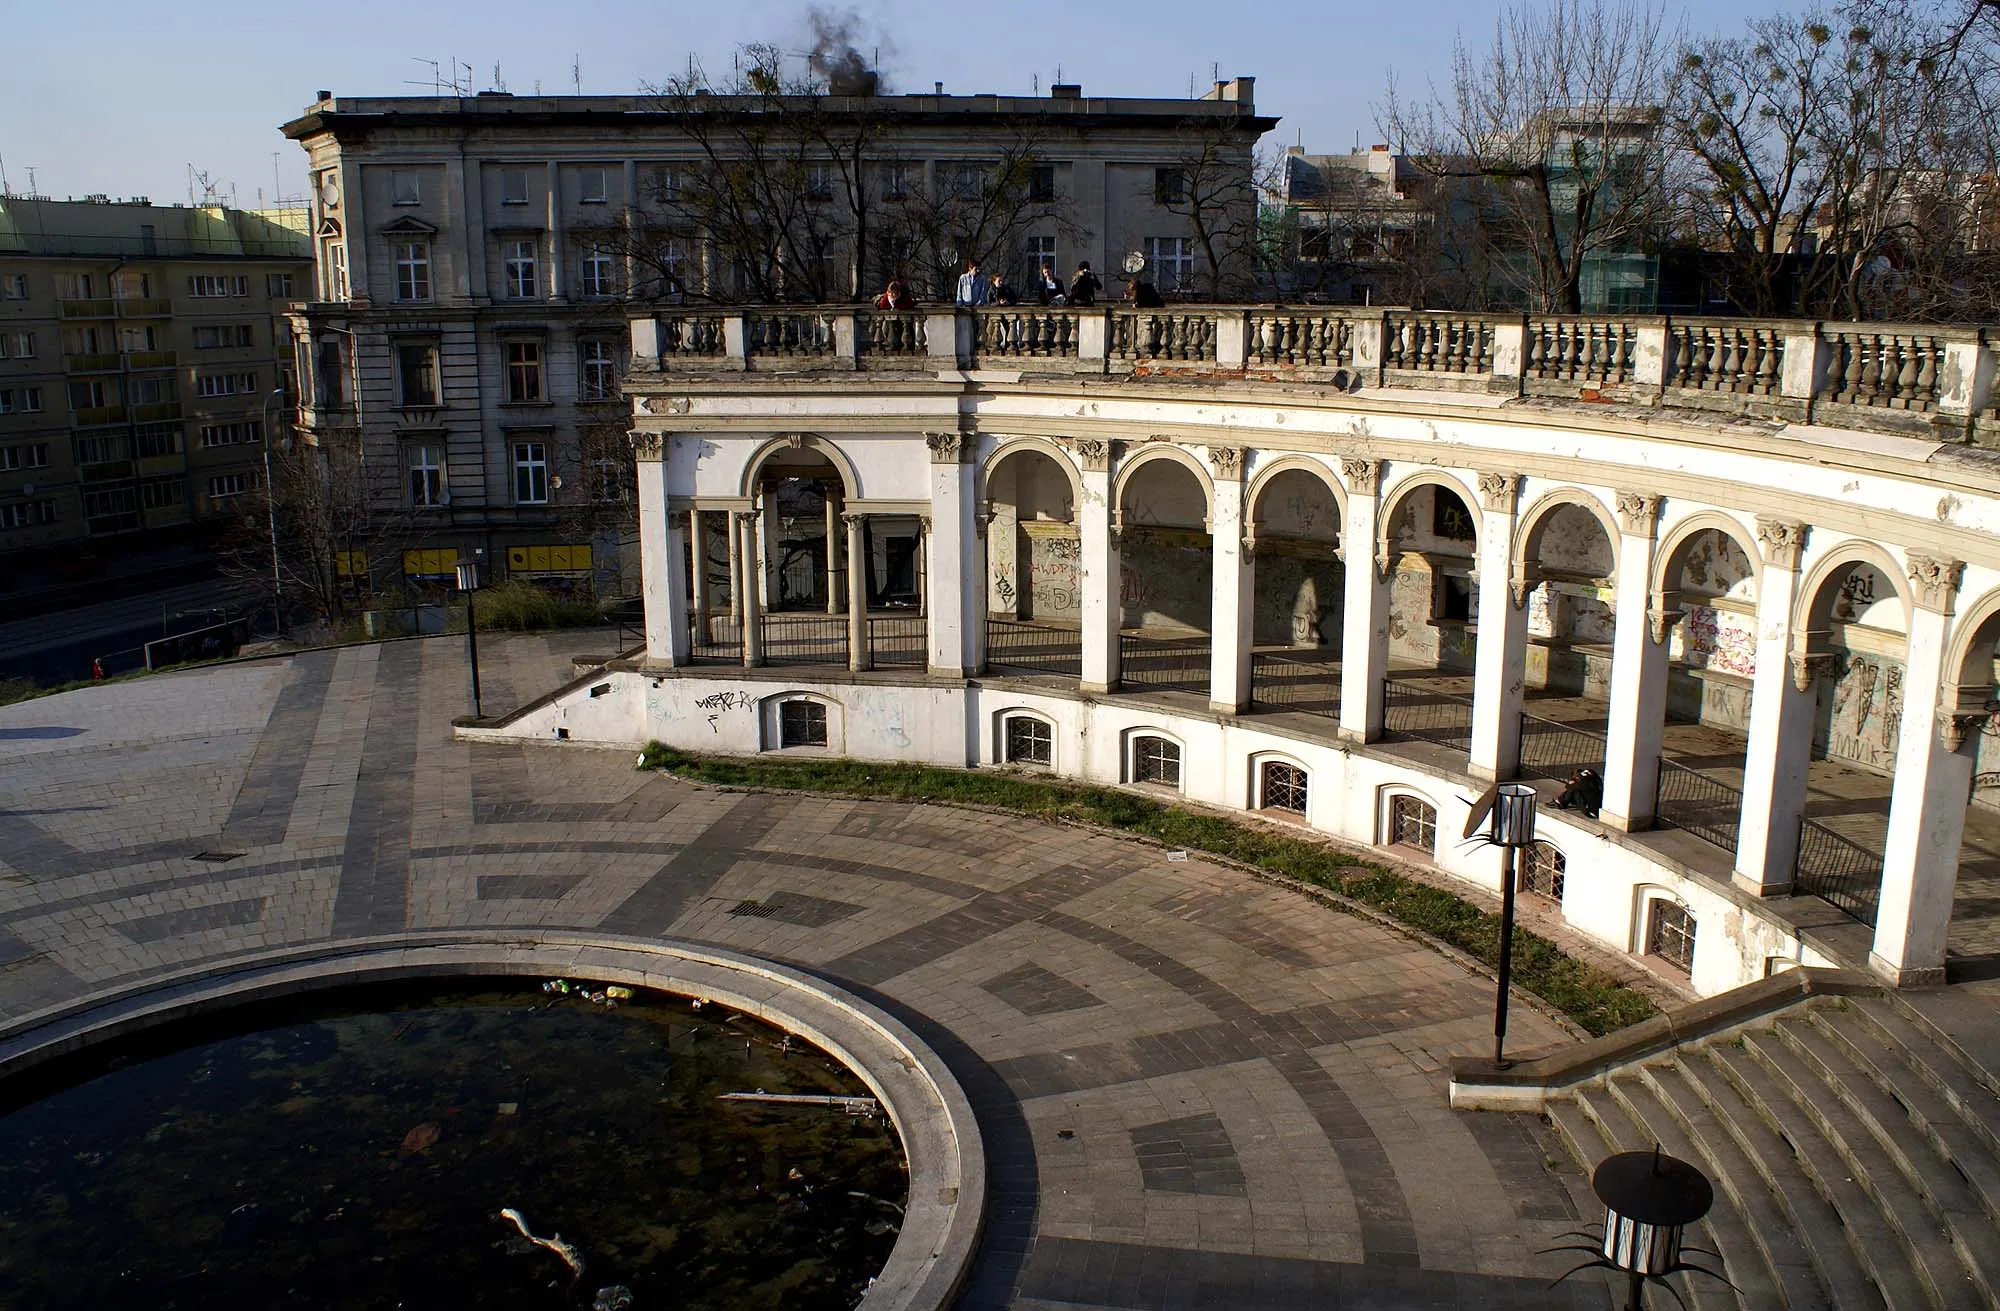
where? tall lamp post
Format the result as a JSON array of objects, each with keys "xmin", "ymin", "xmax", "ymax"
[
  {"xmin": 259, "ymin": 388, "xmax": 288, "ymax": 639},
  {"xmin": 456, "ymin": 556, "xmax": 483, "ymax": 719},
  {"xmin": 1463, "ymin": 781, "xmax": 1539, "ymax": 1068}
]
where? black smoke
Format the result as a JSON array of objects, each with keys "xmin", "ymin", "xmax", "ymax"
[{"xmin": 807, "ymin": 7, "xmax": 884, "ymax": 96}]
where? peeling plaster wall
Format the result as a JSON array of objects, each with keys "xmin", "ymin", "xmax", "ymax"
[
  {"xmin": 1668, "ymin": 531, "xmax": 1759, "ymax": 726},
  {"xmin": 1526, "ymin": 504, "xmax": 1617, "ymax": 695},
  {"xmin": 1385, "ymin": 484, "xmax": 1476, "ymax": 668},
  {"xmin": 1253, "ymin": 545, "xmax": 1344, "ymax": 647},
  {"xmin": 1121, "ymin": 529, "xmax": 1213, "ymax": 629}
]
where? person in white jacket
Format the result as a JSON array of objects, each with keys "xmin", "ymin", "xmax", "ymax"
[{"xmin": 955, "ymin": 258, "xmax": 990, "ymax": 307}]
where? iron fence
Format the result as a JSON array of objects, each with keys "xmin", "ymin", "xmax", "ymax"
[
  {"xmin": 1794, "ymin": 818, "xmax": 1883, "ymax": 926},
  {"xmin": 1381, "ymin": 675, "xmax": 1473, "ymax": 751},
  {"xmin": 757, "ymin": 614, "xmax": 848, "ymax": 665},
  {"xmin": 868, "ymin": 615, "xmax": 928, "ymax": 667},
  {"xmin": 689, "ymin": 614, "xmax": 742, "ymax": 664},
  {"xmin": 1119, "ymin": 632, "xmax": 1211, "ymax": 693},
  {"xmin": 1653, "ymin": 757, "xmax": 1742, "ymax": 854},
  {"xmin": 1517, "ymin": 712, "xmax": 1608, "ymax": 784},
  {"xmin": 1250, "ymin": 651, "xmax": 1340, "ymax": 721},
  {"xmin": 986, "ymin": 619, "xmax": 1081, "ymax": 677}
]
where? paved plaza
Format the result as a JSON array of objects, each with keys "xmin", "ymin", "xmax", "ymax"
[{"xmin": 0, "ymin": 633, "xmax": 1628, "ymax": 1308}]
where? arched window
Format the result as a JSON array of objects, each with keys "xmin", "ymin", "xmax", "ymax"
[
  {"xmin": 1132, "ymin": 735, "xmax": 1182, "ymax": 788},
  {"xmin": 1003, "ymin": 714, "xmax": 1054, "ymax": 767},
  {"xmin": 1259, "ymin": 761, "xmax": 1308, "ymax": 815},
  {"xmin": 1389, "ymin": 795, "xmax": 1437, "ymax": 854},
  {"xmin": 1520, "ymin": 841, "xmax": 1566, "ymax": 903},
  {"xmin": 1646, "ymin": 898, "xmax": 1696, "ymax": 974},
  {"xmin": 778, "ymin": 699, "xmax": 827, "ymax": 748}
]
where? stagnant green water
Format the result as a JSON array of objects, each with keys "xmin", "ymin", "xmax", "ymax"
[{"xmin": 0, "ymin": 980, "xmax": 907, "ymax": 1309}]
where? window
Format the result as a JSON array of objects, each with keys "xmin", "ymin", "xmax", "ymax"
[
  {"xmin": 208, "ymin": 472, "xmax": 253, "ymax": 500},
  {"xmin": 0, "ymin": 499, "xmax": 58, "ymax": 528},
  {"xmin": 196, "ymin": 371, "xmax": 256, "ymax": 398},
  {"xmin": 882, "ymin": 162, "xmax": 911, "ymax": 200},
  {"xmin": 0, "ymin": 331, "xmax": 34, "ymax": 359},
  {"xmin": 647, "ymin": 165, "xmax": 682, "ymax": 203},
  {"xmin": 1023, "ymin": 235, "xmax": 1056, "ymax": 280},
  {"xmin": 579, "ymin": 339, "xmax": 616, "ymax": 401},
  {"xmin": 1521, "ymin": 842, "xmax": 1566, "ymax": 903},
  {"xmin": 82, "ymin": 486, "xmax": 138, "ymax": 533},
  {"xmin": 60, "ymin": 273, "xmax": 93, "ymax": 299},
  {"xmin": 1390, "ymin": 795, "xmax": 1437, "ymax": 853},
  {"xmin": 67, "ymin": 380, "xmax": 111, "ymax": 411},
  {"xmin": 324, "ymin": 243, "xmax": 348, "ymax": 300},
  {"xmin": 1439, "ymin": 573, "xmax": 1473, "ymax": 623},
  {"xmin": 130, "ymin": 375, "xmax": 173, "ymax": 407},
  {"xmin": 140, "ymin": 224, "xmax": 157, "ymax": 256},
  {"xmin": 505, "ymin": 341, "xmax": 543, "ymax": 402},
  {"xmin": 192, "ymin": 324, "xmax": 254, "ymax": 349},
  {"xmin": 513, "ymin": 441, "xmax": 549, "ymax": 503},
  {"xmin": 408, "ymin": 442, "xmax": 445, "ymax": 506},
  {"xmin": 1259, "ymin": 761, "xmax": 1309, "ymax": 815},
  {"xmin": 580, "ymin": 249, "xmax": 615, "ymax": 297},
  {"xmin": 0, "ymin": 387, "xmax": 42, "ymax": 414},
  {"xmin": 1646, "ymin": 898, "xmax": 1696, "ymax": 973},
  {"xmin": 140, "ymin": 475, "xmax": 185, "ymax": 509},
  {"xmin": 500, "ymin": 168, "xmax": 529, "ymax": 205},
  {"xmin": 397, "ymin": 343, "xmax": 438, "ymax": 407},
  {"xmin": 200, "ymin": 421, "xmax": 261, "ymax": 448},
  {"xmin": 1132, "ymin": 735, "xmax": 1182, "ymax": 788},
  {"xmin": 134, "ymin": 423, "xmax": 182, "ymax": 457},
  {"xmin": 187, "ymin": 274, "xmax": 250, "ymax": 298},
  {"xmin": 115, "ymin": 271, "xmax": 152, "ymax": 299},
  {"xmin": 1146, "ymin": 236, "xmax": 1194, "ymax": 291},
  {"xmin": 1, "ymin": 274, "xmax": 26, "ymax": 299},
  {"xmin": 392, "ymin": 170, "xmax": 421, "ymax": 206},
  {"xmin": 805, "ymin": 164, "xmax": 832, "ymax": 201},
  {"xmin": 579, "ymin": 167, "xmax": 608, "ymax": 204},
  {"xmin": 504, "ymin": 239, "xmax": 539, "ymax": 298},
  {"xmin": 394, "ymin": 241, "xmax": 431, "ymax": 301},
  {"xmin": 0, "ymin": 443, "xmax": 49, "ymax": 470},
  {"xmin": 1003, "ymin": 715, "xmax": 1053, "ymax": 767},
  {"xmin": 1029, "ymin": 164, "xmax": 1056, "ymax": 203},
  {"xmin": 267, "ymin": 272, "xmax": 295, "ymax": 298},
  {"xmin": 1154, "ymin": 167, "xmax": 1187, "ymax": 204},
  {"xmin": 73, "ymin": 432, "xmax": 131, "ymax": 465},
  {"xmin": 779, "ymin": 699, "xmax": 828, "ymax": 747}
]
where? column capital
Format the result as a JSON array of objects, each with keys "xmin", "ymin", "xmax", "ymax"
[
  {"xmin": 1476, "ymin": 471, "xmax": 1521, "ymax": 513},
  {"xmin": 1648, "ymin": 607, "xmax": 1686, "ymax": 645},
  {"xmin": 1940, "ymin": 711, "xmax": 1989, "ymax": 752},
  {"xmin": 1614, "ymin": 491, "xmax": 1661, "ymax": 536},
  {"xmin": 1208, "ymin": 445, "xmax": 1243, "ymax": 480},
  {"xmin": 973, "ymin": 501, "xmax": 994, "ymax": 540},
  {"xmin": 917, "ymin": 514, "xmax": 932, "ymax": 535},
  {"xmin": 1340, "ymin": 457, "xmax": 1380, "ymax": 496},
  {"xmin": 1789, "ymin": 650, "xmax": 1839, "ymax": 693},
  {"xmin": 1908, "ymin": 554, "xmax": 1965, "ymax": 614},
  {"xmin": 840, "ymin": 511, "xmax": 867, "ymax": 530},
  {"xmin": 1510, "ymin": 563, "xmax": 1540, "ymax": 609},
  {"xmin": 1062, "ymin": 436, "xmax": 1112, "ymax": 472},
  {"xmin": 628, "ymin": 430, "xmax": 665, "ymax": 461},
  {"xmin": 924, "ymin": 430, "xmax": 965, "ymax": 463},
  {"xmin": 1755, "ymin": 516, "xmax": 1808, "ymax": 570},
  {"xmin": 1241, "ymin": 531, "xmax": 1258, "ymax": 559},
  {"xmin": 733, "ymin": 508, "xmax": 760, "ymax": 527}
]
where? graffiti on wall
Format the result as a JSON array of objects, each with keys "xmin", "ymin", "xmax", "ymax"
[{"xmin": 1679, "ymin": 604, "xmax": 1757, "ymax": 678}]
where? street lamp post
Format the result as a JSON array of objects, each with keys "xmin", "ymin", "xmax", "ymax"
[
  {"xmin": 456, "ymin": 557, "xmax": 483, "ymax": 718},
  {"xmin": 260, "ymin": 388, "xmax": 287, "ymax": 639},
  {"xmin": 1464, "ymin": 781, "xmax": 1539, "ymax": 1068}
]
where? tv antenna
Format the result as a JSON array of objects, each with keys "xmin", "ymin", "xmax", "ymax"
[
  {"xmin": 572, "ymin": 54, "xmax": 581, "ymax": 95},
  {"xmin": 492, "ymin": 62, "xmax": 506, "ymax": 92}
]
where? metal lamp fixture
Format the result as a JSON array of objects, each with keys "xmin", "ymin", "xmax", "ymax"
[
  {"xmin": 1545, "ymin": 1145, "xmax": 1726, "ymax": 1310},
  {"xmin": 1462, "ymin": 781, "xmax": 1540, "ymax": 1067},
  {"xmin": 456, "ymin": 556, "xmax": 483, "ymax": 718}
]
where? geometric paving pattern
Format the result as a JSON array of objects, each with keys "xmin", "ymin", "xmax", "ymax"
[{"xmin": 0, "ymin": 634, "xmax": 1608, "ymax": 1309}]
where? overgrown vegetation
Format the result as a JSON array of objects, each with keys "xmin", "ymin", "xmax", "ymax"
[
  {"xmin": 638, "ymin": 744, "xmax": 1658, "ymax": 1037},
  {"xmin": 467, "ymin": 580, "xmax": 606, "ymax": 632}
]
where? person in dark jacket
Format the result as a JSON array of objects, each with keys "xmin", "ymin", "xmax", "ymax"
[
  {"xmin": 873, "ymin": 279, "xmax": 915, "ymax": 310},
  {"xmin": 1127, "ymin": 278, "xmax": 1165, "ymax": 308},
  {"xmin": 988, "ymin": 271, "xmax": 1020, "ymax": 305},
  {"xmin": 1067, "ymin": 261, "xmax": 1101, "ymax": 306},
  {"xmin": 1034, "ymin": 263, "xmax": 1066, "ymax": 305}
]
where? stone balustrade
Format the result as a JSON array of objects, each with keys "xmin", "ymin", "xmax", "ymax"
[{"xmin": 628, "ymin": 305, "xmax": 2000, "ymax": 441}]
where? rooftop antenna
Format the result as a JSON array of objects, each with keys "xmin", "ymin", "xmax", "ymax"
[
  {"xmin": 272, "ymin": 151, "xmax": 282, "ymax": 204},
  {"xmin": 407, "ymin": 57, "xmax": 443, "ymax": 94},
  {"xmin": 1055, "ymin": 64, "xmax": 1062, "ymax": 82},
  {"xmin": 1211, "ymin": 61, "xmax": 1220, "ymax": 82},
  {"xmin": 26, "ymin": 166, "xmax": 37, "ymax": 197},
  {"xmin": 572, "ymin": 55, "xmax": 580, "ymax": 95},
  {"xmin": 492, "ymin": 62, "xmax": 505, "ymax": 92},
  {"xmin": 0, "ymin": 150, "xmax": 9, "ymax": 196},
  {"xmin": 1033, "ymin": 73, "xmax": 1039, "ymax": 95}
]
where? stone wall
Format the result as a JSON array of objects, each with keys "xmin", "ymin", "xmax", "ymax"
[
  {"xmin": 1121, "ymin": 529, "xmax": 1213, "ymax": 629},
  {"xmin": 1252, "ymin": 543, "xmax": 1344, "ymax": 647}
]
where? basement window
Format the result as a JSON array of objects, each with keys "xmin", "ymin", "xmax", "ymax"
[{"xmin": 778, "ymin": 699, "xmax": 828, "ymax": 748}]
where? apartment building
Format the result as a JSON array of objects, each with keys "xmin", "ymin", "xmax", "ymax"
[
  {"xmin": 280, "ymin": 80, "xmax": 1272, "ymax": 594},
  {"xmin": 0, "ymin": 198, "xmax": 309, "ymax": 565}
]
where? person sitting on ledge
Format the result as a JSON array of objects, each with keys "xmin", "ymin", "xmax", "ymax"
[
  {"xmin": 1554, "ymin": 767, "xmax": 1602, "ymax": 819},
  {"xmin": 873, "ymin": 279, "xmax": 916, "ymax": 311}
]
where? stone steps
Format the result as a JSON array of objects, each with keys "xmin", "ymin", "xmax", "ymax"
[{"xmin": 1540, "ymin": 996, "xmax": 2000, "ymax": 1311}]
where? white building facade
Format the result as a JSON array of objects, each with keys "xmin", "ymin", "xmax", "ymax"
[{"xmin": 463, "ymin": 304, "xmax": 2000, "ymax": 999}]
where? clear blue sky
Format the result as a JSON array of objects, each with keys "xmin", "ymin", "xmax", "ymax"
[{"xmin": 2, "ymin": 0, "xmax": 1798, "ymax": 208}]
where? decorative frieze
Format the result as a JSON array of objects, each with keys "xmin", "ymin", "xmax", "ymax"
[
  {"xmin": 628, "ymin": 431, "xmax": 665, "ymax": 461},
  {"xmin": 1614, "ymin": 491, "xmax": 1660, "ymax": 536},
  {"xmin": 1477, "ymin": 472, "xmax": 1521, "ymax": 513},
  {"xmin": 1340, "ymin": 457, "xmax": 1380, "ymax": 495},
  {"xmin": 1755, "ymin": 517, "xmax": 1808, "ymax": 569},
  {"xmin": 1908, "ymin": 555, "xmax": 1965, "ymax": 613}
]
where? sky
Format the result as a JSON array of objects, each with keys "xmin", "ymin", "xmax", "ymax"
[{"xmin": 1, "ymin": 0, "xmax": 1803, "ymax": 209}]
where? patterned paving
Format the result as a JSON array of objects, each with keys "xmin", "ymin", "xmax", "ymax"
[{"xmin": 0, "ymin": 634, "xmax": 1616, "ymax": 1309}]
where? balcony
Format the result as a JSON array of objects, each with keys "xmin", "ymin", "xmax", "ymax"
[
  {"xmin": 63, "ymin": 353, "xmax": 122, "ymax": 374},
  {"xmin": 119, "ymin": 297, "xmax": 173, "ymax": 318},
  {"xmin": 125, "ymin": 350, "xmax": 178, "ymax": 370},
  {"xmin": 56, "ymin": 299, "xmax": 117, "ymax": 319},
  {"xmin": 70, "ymin": 405, "xmax": 129, "ymax": 427},
  {"xmin": 133, "ymin": 401, "xmax": 183, "ymax": 423}
]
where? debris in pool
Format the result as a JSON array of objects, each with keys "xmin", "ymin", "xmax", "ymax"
[
  {"xmin": 499, "ymin": 1207, "xmax": 585, "ymax": 1278},
  {"xmin": 497, "ymin": 1102, "xmax": 519, "ymax": 1116},
  {"xmin": 604, "ymin": 986, "xmax": 634, "ymax": 1000},
  {"xmin": 400, "ymin": 1122, "xmax": 442, "ymax": 1154},
  {"xmin": 594, "ymin": 1286, "xmax": 635, "ymax": 1311},
  {"xmin": 542, "ymin": 979, "xmax": 573, "ymax": 995}
]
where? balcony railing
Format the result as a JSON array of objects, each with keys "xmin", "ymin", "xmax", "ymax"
[
  {"xmin": 1119, "ymin": 631, "xmax": 1211, "ymax": 693},
  {"xmin": 1654, "ymin": 757, "xmax": 1743, "ymax": 854},
  {"xmin": 631, "ymin": 306, "xmax": 2000, "ymax": 439},
  {"xmin": 1793, "ymin": 818, "xmax": 1883, "ymax": 926},
  {"xmin": 1381, "ymin": 674, "xmax": 1474, "ymax": 752},
  {"xmin": 64, "ymin": 353, "xmax": 122, "ymax": 373},
  {"xmin": 986, "ymin": 618, "xmax": 1081, "ymax": 677}
]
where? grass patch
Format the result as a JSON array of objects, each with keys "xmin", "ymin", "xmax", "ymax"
[
  {"xmin": 468, "ymin": 581, "xmax": 605, "ymax": 633},
  {"xmin": 638, "ymin": 744, "xmax": 1657, "ymax": 1037}
]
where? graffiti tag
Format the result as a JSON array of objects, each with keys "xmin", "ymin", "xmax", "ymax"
[{"xmin": 693, "ymin": 690, "xmax": 753, "ymax": 712}]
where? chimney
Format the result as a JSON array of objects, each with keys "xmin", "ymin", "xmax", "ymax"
[
  {"xmin": 316, "ymin": 90, "xmax": 332, "ymax": 102},
  {"xmin": 934, "ymin": 81, "xmax": 944, "ymax": 95},
  {"xmin": 1050, "ymin": 83, "xmax": 1081, "ymax": 99}
]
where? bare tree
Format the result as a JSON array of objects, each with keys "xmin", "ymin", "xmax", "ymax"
[
  {"xmin": 872, "ymin": 133, "xmax": 1078, "ymax": 299},
  {"xmin": 1145, "ymin": 121, "xmax": 1269, "ymax": 299},
  {"xmin": 1383, "ymin": 0, "xmax": 1677, "ymax": 313}
]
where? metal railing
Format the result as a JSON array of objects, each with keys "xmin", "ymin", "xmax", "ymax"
[
  {"xmin": 1381, "ymin": 674, "xmax": 1474, "ymax": 750},
  {"xmin": 1249, "ymin": 651, "xmax": 1340, "ymax": 721},
  {"xmin": 1653, "ymin": 757, "xmax": 1743, "ymax": 854},
  {"xmin": 1119, "ymin": 631, "xmax": 1211, "ymax": 693},
  {"xmin": 688, "ymin": 614, "xmax": 742, "ymax": 664},
  {"xmin": 985, "ymin": 618, "xmax": 1081, "ymax": 677},
  {"xmin": 758, "ymin": 613, "xmax": 848, "ymax": 664},
  {"xmin": 1793, "ymin": 818, "xmax": 1883, "ymax": 926},
  {"xmin": 1517, "ymin": 711, "xmax": 1608, "ymax": 784},
  {"xmin": 868, "ymin": 614, "xmax": 927, "ymax": 667}
]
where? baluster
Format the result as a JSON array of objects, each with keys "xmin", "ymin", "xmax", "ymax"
[{"xmin": 1913, "ymin": 337, "xmax": 1938, "ymax": 408}]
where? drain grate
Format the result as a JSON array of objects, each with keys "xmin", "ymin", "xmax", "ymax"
[
  {"xmin": 191, "ymin": 851, "xmax": 246, "ymax": 863},
  {"xmin": 730, "ymin": 899, "xmax": 781, "ymax": 918}
]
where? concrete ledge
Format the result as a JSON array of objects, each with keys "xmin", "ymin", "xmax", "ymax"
[
  {"xmin": 1447, "ymin": 966, "xmax": 1881, "ymax": 1111},
  {"xmin": 0, "ymin": 932, "xmax": 985, "ymax": 1311}
]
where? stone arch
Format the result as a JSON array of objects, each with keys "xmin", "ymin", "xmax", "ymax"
[
  {"xmin": 739, "ymin": 433, "xmax": 861, "ymax": 500},
  {"xmin": 1113, "ymin": 444, "xmax": 1215, "ymax": 527},
  {"xmin": 1246, "ymin": 456, "xmax": 1347, "ymax": 533},
  {"xmin": 979, "ymin": 436, "xmax": 1084, "ymax": 510},
  {"xmin": 1794, "ymin": 542, "xmax": 1915, "ymax": 773},
  {"xmin": 1651, "ymin": 509, "xmax": 1762, "ymax": 601},
  {"xmin": 1247, "ymin": 457, "xmax": 1346, "ymax": 650},
  {"xmin": 1944, "ymin": 584, "xmax": 2000, "ymax": 705},
  {"xmin": 1515, "ymin": 488, "xmax": 1621, "ymax": 696},
  {"xmin": 1794, "ymin": 540, "xmax": 1913, "ymax": 637},
  {"xmin": 1377, "ymin": 469, "xmax": 1482, "ymax": 562},
  {"xmin": 1514, "ymin": 487, "xmax": 1619, "ymax": 581}
]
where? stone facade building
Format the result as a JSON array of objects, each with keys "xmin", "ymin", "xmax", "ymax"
[
  {"xmin": 280, "ymin": 81, "xmax": 1270, "ymax": 596},
  {"xmin": 0, "ymin": 198, "xmax": 308, "ymax": 565}
]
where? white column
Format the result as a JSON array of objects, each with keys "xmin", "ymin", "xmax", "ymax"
[
  {"xmin": 1209, "ymin": 450, "xmax": 1253, "ymax": 713},
  {"xmin": 1600, "ymin": 494, "xmax": 1669, "ymax": 832},
  {"xmin": 926, "ymin": 432, "xmax": 971, "ymax": 676},
  {"xmin": 688, "ymin": 509, "xmax": 710, "ymax": 644},
  {"xmin": 1469, "ymin": 474, "xmax": 1527, "ymax": 780},
  {"xmin": 1077, "ymin": 441, "xmax": 1120, "ymax": 692},
  {"xmin": 970, "ymin": 506, "xmax": 992, "ymax": 675},
  {"xmin": 825, "ymin": 492, "xmax": 842, "ymax": 615},
  {"xmin": 845, "ymin": 513, "xmax": 870, "ymax": 671},
  {"xmin": 738, "ymin": 510, "xmax": 763, "ymax": 667},
  {"xmin": 1874, "ymin": 558, "xmax": 1970, "ymax": 985},
  {"xmin": 1733, "ymin": 518, "xmax": 1811, "ymax": 894},
  {"xmin": 1338, "ymin": 459, "xmax": 1387, "ymax": 742},
  {"xmin": 633, "ymin": 433, "xmax": 687, "ymax": 665}
]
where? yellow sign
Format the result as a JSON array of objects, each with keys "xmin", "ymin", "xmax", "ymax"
[
  {"xmin": 506, "ymin": 544, "xmax": 593, "ymax": 574},
  {"xmin": 403, "ymin": 548, "xmax": 458, "ymax": 577}
]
